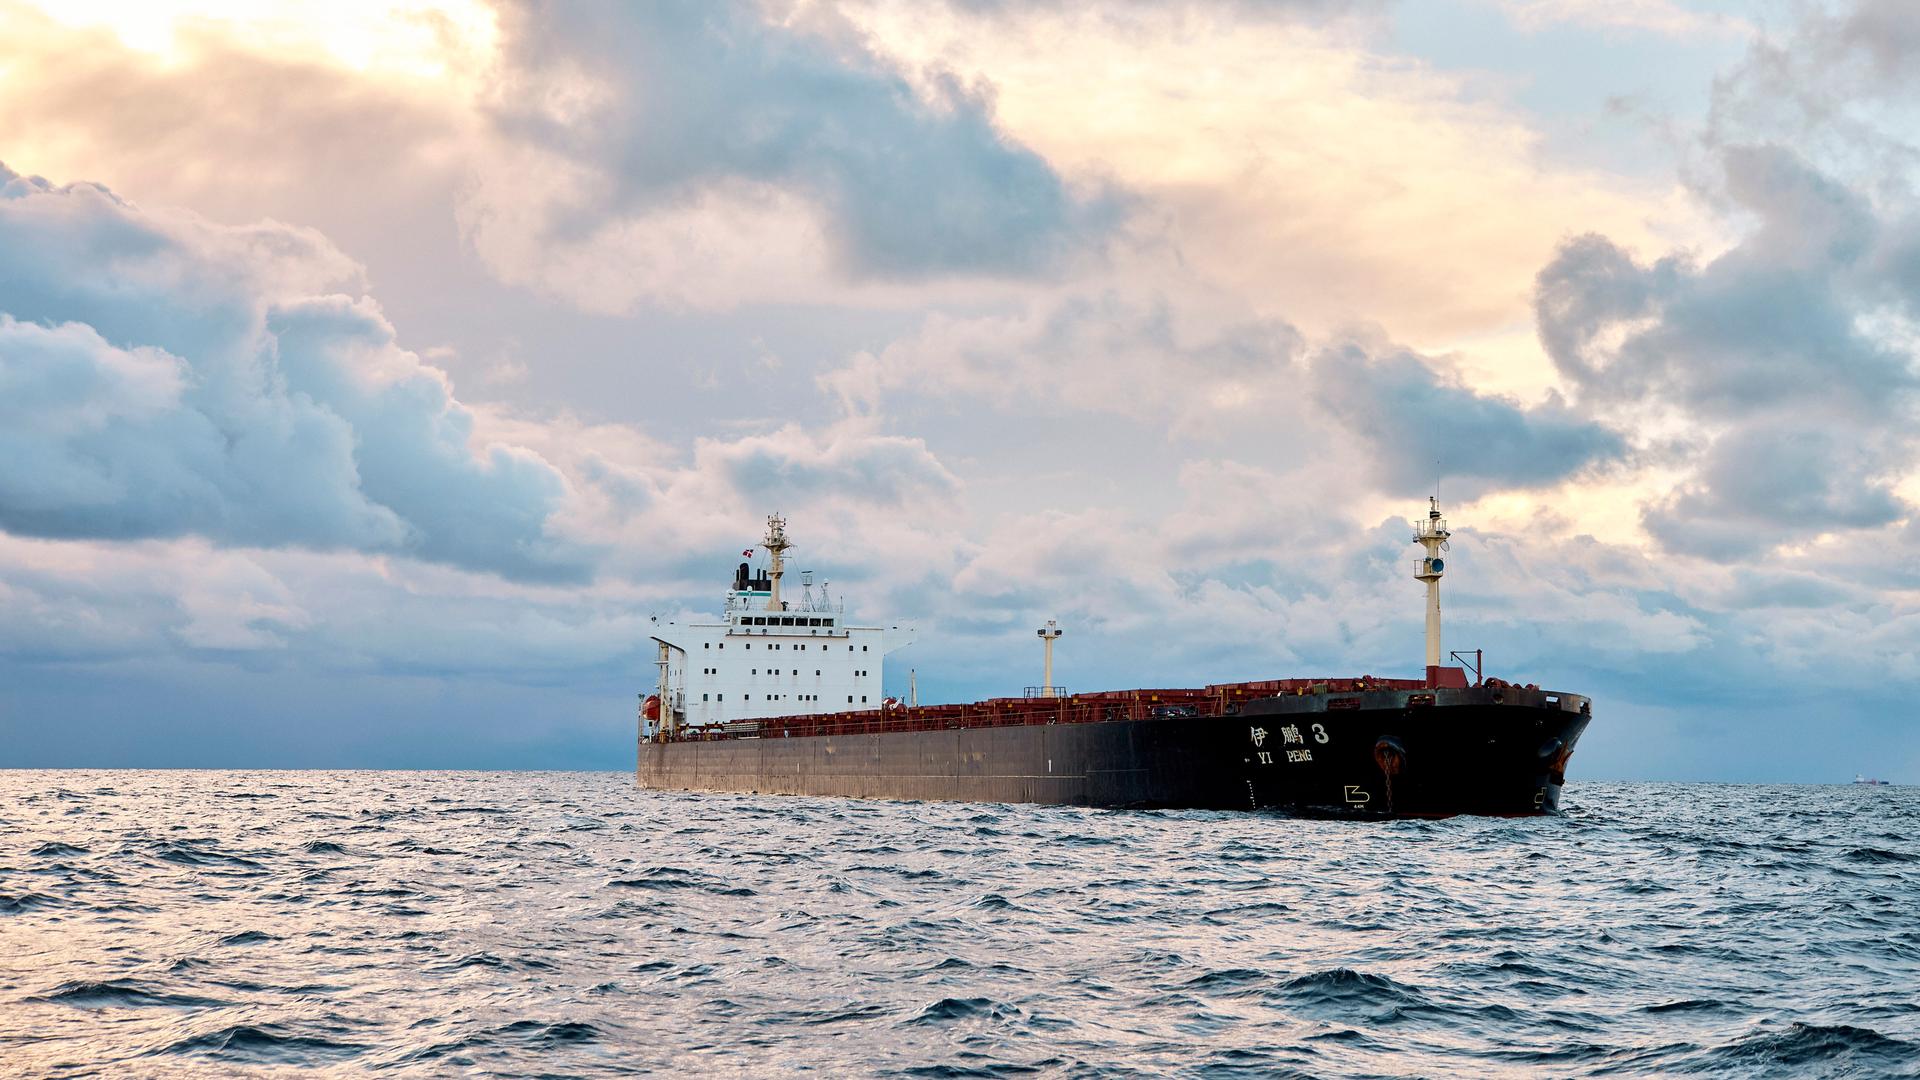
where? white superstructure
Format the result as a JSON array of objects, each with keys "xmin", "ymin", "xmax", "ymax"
[{"xmin": 644, "ymin": 515, "xmax": 914, "ymax": 737}]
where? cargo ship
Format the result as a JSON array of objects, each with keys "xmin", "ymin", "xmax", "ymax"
[{"xmin": 637, "ymin": 503, "xmax": 1590, "ymax": 817}]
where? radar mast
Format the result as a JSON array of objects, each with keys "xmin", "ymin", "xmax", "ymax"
[{"xmin": 1413, "ymin": 496, "xmax": 1451, "ymax": 675}]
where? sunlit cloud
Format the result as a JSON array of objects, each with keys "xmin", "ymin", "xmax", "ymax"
[
  {"xmin": 21, "ymin": 0, "xmax": 496, "ymax": 77},
  {"xmin": 0, "ymin": 0, "xmax": 1916, "ymax": 780}
]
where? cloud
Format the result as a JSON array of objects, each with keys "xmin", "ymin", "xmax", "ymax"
[
  {"xmin": 696, "ymin": 426, "xmax": 961, "ymax": 509},
  {"xmin": 1705, "ymin": 0, "xmax": 1920, "ymax": 167},
  {"xmin": 459, "ymin": 0, "xmax": 1110, "ymax": 310},
  {"xmin": 1533, "ymin": 143, "xmax": 1920, "ymax": 557},
  {"xmin": 823, "ymin": 290, "xmax": 1305, "ymax": 429},
  {"xmin": 824, "ymin": 287, "xmax": 1623, "ymax": 500},
  {"xmin": 0, "ymin": 5, "xmax": 470, "ymax": 246},
  {"xmin": 0, "ymin": 163, "xmax": 590, "ymax": 582},
  {"xmin": 839, "ymin": 0, "xmax": 1706, "ymax": 343},
  {"xmin": 1641, "ymin": 423, "xmax": 1907, "ymax": 559},
  {"xmin": 1308, "ymin": 338, "xmax": 1627, "ymax": 495},
  {"xmin": 1490, "ymin": 0, "xmax": 1733, "ymax": 38},
  {"xmin": 1537, "ymin": 150, "xmax": 1907, "ymax": 418}
]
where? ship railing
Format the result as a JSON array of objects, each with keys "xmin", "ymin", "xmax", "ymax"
[
  {"xmin": 1022, "ymin": 686, "xmax": 1070, "ymax": 699},
  {"xmin": 655, "ymin": 676, "xmax": 1444, "ymax": 741}
]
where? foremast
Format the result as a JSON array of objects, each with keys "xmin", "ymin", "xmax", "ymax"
[{"xmin": 1413, "ymin": 497, "xmax": 1451, "ymax": 679}]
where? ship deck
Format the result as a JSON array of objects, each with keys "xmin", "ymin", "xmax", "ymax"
[{"xmin": 650, "ymin": 674, "xmax": 1545, "ymax": 743}]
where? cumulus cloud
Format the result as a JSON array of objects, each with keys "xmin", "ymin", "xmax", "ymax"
[
  {"xmin": 1533, "ymin": 143, "xmax": 1920, "ymax": 557},
  {"xmin": 840, "ymin": 0, "xmax": 1704, "ymax": 342},
  {"xmin": 1642, "ymin": 423, "xmax": 1906, "ymax": 558},
  {"xmin": 1704, "ymin": 0, "xmax": 1920, "ymax": 173},
  {"xmin": 460, "ymin": 0, "xmax": 1110, "ymax": 310},
  {"xmin": 0, "ymin": 163, "xmax": 590, "ymax": 582},
  {"xmin": 823, "ymin": 291, "xmax": 1305, "ymax": 429},
  {"xmin": 697, "ymin": 427, "xmax": 960, "ymax": 508},
  {"xmin": 824, "ymin": 287, "xmax": 1622, "ymax": 499},
  {"xmin": 1308, "ymin": 338, "xmax": 1626, "ymax": 495}
]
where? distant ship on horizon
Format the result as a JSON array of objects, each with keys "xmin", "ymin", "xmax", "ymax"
[
  {"xmin": 1855, "ymin": 774, "xmax": 1893, "ymax": 786},
  {"xmin": 636, "ymin": 501, "xmax": 1592, "ymax": 818}
]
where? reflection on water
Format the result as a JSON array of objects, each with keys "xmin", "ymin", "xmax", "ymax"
[{"xmin": 2, "ymin": 772, "xmax": 1918, "ymax": 1077}]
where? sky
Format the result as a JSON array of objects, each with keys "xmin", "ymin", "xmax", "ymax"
[{"xmin": 1, "ymin": 0, "xmax": 1916, "ymax": 781}]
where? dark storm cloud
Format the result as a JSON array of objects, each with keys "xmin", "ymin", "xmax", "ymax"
[
  {"xmin": 0, "ymin": 164, "xmax": 591, "ymax": 583},
  {"xmin": 1309, "ymin": 340, "xmax": 1626, "ymax": 495},
  {"xmin": 1533, "ymin": 144, "xmax": 1920, "ymax": 559},
  {"xmin": 486, "ymin": 0, "xmax": 1113, "ymax": 279}
]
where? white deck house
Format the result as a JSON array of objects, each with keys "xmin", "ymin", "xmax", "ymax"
[{"xmin": 646, "ymin": 515, "xmax": 914, "ymax": 735}]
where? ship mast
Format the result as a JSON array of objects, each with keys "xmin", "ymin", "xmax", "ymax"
[
  {"xmin": 1413, "ymin": 496, "xmax": 1451, "ymax": 678},
  {"xmin": 1037, "ymin": 620, "xmax": 1063, "ymax": 699},
  {"xmin": 762, "ymin": 513, "xmax": 791, "ymax": 611}
]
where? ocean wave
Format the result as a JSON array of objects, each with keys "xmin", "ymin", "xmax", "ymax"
[
  {"xmin": 1694, "ymin": 1021, "xmax": 1919, "ymax": 1073},
  {"xmin": 0, "ymin": 890, "xmax": 62, "ymax": 914},
  {"xmin": 4, "ymin": 774, "xmax": 1919, "ymax": 1078},
  {"xmin": 904, "ymin": 997, "xmax": 1023, "ymax": 1026},
  {"xmin": 157, "ymin": 1022, "xmax": 364, "ymax": 1063},
  {"xmin": 27, "ymin": 978, "xmax": 227, "ymax": 1009}
]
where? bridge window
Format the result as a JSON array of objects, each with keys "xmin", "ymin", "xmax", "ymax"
[{"xmin": 703, "ymin": 693, "xmax": 709, "ymax": 701}]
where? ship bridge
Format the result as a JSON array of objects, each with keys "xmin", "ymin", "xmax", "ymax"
[{"xmin": 645, "ymin": 515, "xmax": 914, "ymax": 736}]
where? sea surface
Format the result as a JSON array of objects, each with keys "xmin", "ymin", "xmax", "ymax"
[{"xmin": 2, "ymin": 774, "xmax": 1918, "ymax": 1079}]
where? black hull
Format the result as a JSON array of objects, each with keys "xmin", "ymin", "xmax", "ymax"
[{"xmin": 637, "ymin": 686, "xmax": 1591, "ymax": 818}]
